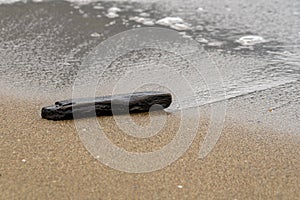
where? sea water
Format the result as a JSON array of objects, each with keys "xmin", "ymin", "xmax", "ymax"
[{"xmin": 0, "ymin": 0, "xmax": 299, "ymax": 132}]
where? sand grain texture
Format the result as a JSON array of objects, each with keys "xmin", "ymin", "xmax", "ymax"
[{"xmin": 0, "ymin": 95, "xmax": 299, "ymax": 199}]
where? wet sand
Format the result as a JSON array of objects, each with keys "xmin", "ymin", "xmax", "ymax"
[{"xmin": 1, "ymin": 94, "xmax": 299, "ymax": 199}]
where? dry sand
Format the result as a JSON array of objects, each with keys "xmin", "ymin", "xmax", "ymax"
[{"xmin": 0, "ymin": 94, "xmax": 300, "ymax": 199}]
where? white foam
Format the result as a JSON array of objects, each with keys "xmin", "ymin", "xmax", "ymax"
[
  {"xmin": 170, "ymin": 23, "xmax": 190, "ymax": 31},
  {"xmin": 105, "ymin": 20, "xmax": 116, "ymax": 27},
  {"xmin": 196, "ymin": 37, "xmax": 208, "ymax": 44},
  {"xmin": 65, "ymin": 0, "xmax": 99, "ymax": 5},
  {"xmin": 93, "ymin": 5, "xmax": 104, "ymax": 10},
  {"xmin": 156, "ymin": 17, "xmax": 184, "ymax": 26},
  {"xmin": 133, "ymin": 8, "xmax": 144, "ymax": 13},
  {"xmin": 156, "ymin": 17, "xmax": 190, "ymax": 31},
  {"xmin": 0, "ymin": 0, "xmax": 99, "ymax": 4},
  {"xmin": 236, "ymin": 35, "xmax": 266, "ymax": 46},
  {"xmin": 106, "ymin": 12, "xmax": 119, "ymax": 18},
  {"xmin": 107, "ymin": 7, "xmax": 121, "ymax": 13},
  {"xmin": 197, "ymin": 7, "xmax": 204, "ymax": 12},
  {"xmin": 105, "ymin": 6, "xmax": 121, "ymax": 19},
  {"xmin": 90, "ymin": 32, "xmax": 101, "ymax": 37},
  {"xmin": 139, "ymin": 12, "xmax": 150, "ymax": 17},
  {"xmin": 142, "ymin": 20, "xmax": 155, "ymax": 26},
  {"xmin": 0, "ymin": 0, "xmax": 25, "ymax": 4},
  {"xmin": 0, "ymin": 0, "xmax": 117, "ymax": 5},
  {"xmin": 129, "ymin": 16, "xmax": 154, "ymax": 26},
  {"xmin": 207, "ymin": 41, "xmax": 224, "ymax": 47},
  {"xmin": 178, "ymin": 32, "xmax": 192, "ymax": 39}
]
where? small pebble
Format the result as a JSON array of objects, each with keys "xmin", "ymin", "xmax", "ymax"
[
  {"xmin": 177, "ymin": 185, "xmax": 183, "ymax": 189},
  {"xmin": 22, "ymin": 159, "xmax": 26, "ymax": 162}
]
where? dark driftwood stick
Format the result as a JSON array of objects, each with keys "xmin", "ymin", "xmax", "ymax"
[{"xmin": 41, "ymin": 91, "xmax": 172, "ymax": 121}]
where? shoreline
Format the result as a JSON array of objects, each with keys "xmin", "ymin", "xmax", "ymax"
[{"xmin": 1, "ymin": 94, "xmax": 299, "ymax": 199}]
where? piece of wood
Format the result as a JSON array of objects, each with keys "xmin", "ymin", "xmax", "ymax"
[{"xmin": 41, "ymin": 91, "xmax": 172, "ymax": 120}]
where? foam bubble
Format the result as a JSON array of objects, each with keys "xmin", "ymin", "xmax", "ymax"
[
  {"xmin": 170, "ymin": 23, "xmax": 190, "ymax": 31},
  {"xmin": 0, "ymin": 0, "xmax": 25, "ymax": 4},
  {"xmin": 156, "ymin": 17, "xmax": 184, "ymax": 26},
  {"xmin": 90, "ymin": 32, "xmax": 101, "ymax": 37},
  {"xmin": 156, "ymin": 17, "xmax": 190, "ymax": 31},
  {"xmin": 106, "ymin": 12, "xmax": 119, "ymax": 18},
  {"xmin": 236, "ymin": 35, "xmax": 266, "ymax": 46},
  {"xmin": 197, "ymin": 7, "xmax": 204, "ymax": 12},
  {"xmin": 129, "ymin": 16, "xmax": 155, "ymax": 26},
  {"xmin": 196, "ymin": 37, "xmax": 208, "ymax": 44},
  {"xmin": 139, "ymin": 12, "xmax": 150, "ymax": 17},
  {"xmin": 105, "ymin": 6, "xmax": 121, "ymax": 19},
  {"xmin": 108, "ymin": 7, "xmax": 121, "ymax": 13},
  {"xmin": 93, "ymin": 5, "xmax": 104, "ymax": 10}
]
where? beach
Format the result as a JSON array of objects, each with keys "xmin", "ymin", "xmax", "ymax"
[
  {"xmin": 0, "ymin": 0, "xmax": 300, "ymax": 199},
  {"xmin": 1, "ymin": 93, "xmax": 300, "ymax": 199}
]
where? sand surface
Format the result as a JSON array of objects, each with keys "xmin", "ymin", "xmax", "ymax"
[{"xmin": 0, "ymin": 94, "xmax": 299, "ymax": 199}]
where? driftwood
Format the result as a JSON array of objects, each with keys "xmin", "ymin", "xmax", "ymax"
[{"xmin": 41, "ymin": 91, "xmax": 172, "ymax": 120}]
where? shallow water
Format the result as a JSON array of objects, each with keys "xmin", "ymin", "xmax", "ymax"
[{"xmin": 0, "ymin": 0, "xmax": 299, "ymax": 132}]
